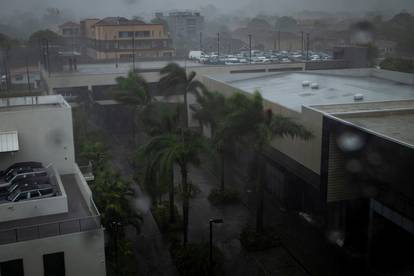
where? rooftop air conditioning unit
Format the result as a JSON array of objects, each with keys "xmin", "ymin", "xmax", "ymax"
[
  {"xmin": 302, "ymin": 81, "xmax": 310, "ymax": 87},
  {"xmin": 354, "ymin": 94, "xmax": 364, "ymax": 101},
  {"xmin": 310, "ymin": 82, "xmax": 319, "ymax": 89}
]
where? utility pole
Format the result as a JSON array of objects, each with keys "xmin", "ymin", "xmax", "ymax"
[
  {"xmin": 26, "ymin": 56, "xmax": 31, "ymax": 93},
  {"xmin": 301, "ymin": 31, "xmax": 304, "ymax": 56},
  {"xmin": 45, "ymin": 39, "xmax": 50, "ymax": 76},
  {"xmin": 200, "ymin": 32, "xmax": 203, "ymax": 51},
  {"xmin": 116, "ymin": 39, "xmax": 119, "ymax": 68},
  {"xmin": 217, "ymin": 32, "xmax": 220, "ymax": 59},
  {"xmin": 278, "ymin": 30, "xmax": 281, "ymax": 51},
  {"xmin": 209, "ymin": 219, "xmax": 223, "ymax": 276},
  {"xmin": 248, "ymin": 34, "xmax": 252, "ymax": 64},
  {"xmin": 132, "ymin": 35, "xmax": 135, "ymax": 72},
  {"xmin": 306, "ymin": 33, "xmax": 310, "ymax": 61}
]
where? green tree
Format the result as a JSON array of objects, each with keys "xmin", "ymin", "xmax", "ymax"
[
  {"xmin": 0, "ymin": 33, "xmax": 19, "ymax": 49},
  {"xmin": 380, "ymin": 57, "xmax": 414, "ymax": 73},
  {"xmin": 79, "ymin": 138, "xmax": 109, "ymax": 171},
  {"xmin": 92, "ymin": 168, "xmax": 141, "ymax": 234},
  {"xmin": 158, "ymin": 63, "xmax": 207, "ymax": 128},
  {"xmin": 28, "ymin": 29, "xmax": 61, "ymax": 45},
  {"xmin": 222, "ymin": 92, "xmax": 312, "ymax": 232},
  {"xmin": 140, "ymin": 130, "xmax": 212, "ymax": 245}
]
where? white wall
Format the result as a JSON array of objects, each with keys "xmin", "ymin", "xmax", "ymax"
[
  {"xmin": 0, "ymin": 101, "xmax": 75, "ymax": 175},
  {"xmin": 0, "ymin": 229, "xmax": 106, "ymax": 276}
]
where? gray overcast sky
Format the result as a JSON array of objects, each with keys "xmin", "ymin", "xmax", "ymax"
[{"xmin": 1, "ymin": 0, "xmax": 414, "ymax": 18}]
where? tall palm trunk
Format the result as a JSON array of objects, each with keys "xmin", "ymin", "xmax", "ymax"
[
  {"xmin": 132, "ymin": 107, "xmax": 137, "ymax": 146},
  {"xmin": 255, "ymin": 150, "xmax": 265, "ymax": 233},
  {"xmin": 168, "ymin": 165, "xmax": 175, "ymax": 223},
  {"xmin": 181, "ymin": 164, "xmax": 189, "ymax": 246},
  {"xmin": 220, "ymin": 151, "xmax": 225, "ymax": 191},
  {"xmin": 184, "ymin": 89, "xmax": 189, "ymax": 129}
]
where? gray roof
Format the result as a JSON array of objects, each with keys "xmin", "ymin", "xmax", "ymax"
[
  {"xmin": 337, "ymin": 111, "xmax": 414, "ymax": 148},
  {"xmin": 225, "ymin": 72, "xmax": 414, "ymax": 112},
  {"xmin": 95, "ymin": 17, "xmax": 146, "ymax": 26}
]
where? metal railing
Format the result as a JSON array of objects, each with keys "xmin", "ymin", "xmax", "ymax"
[{"xmin": 0, "ymin": 215, "xmax": 101, "ymax": 245}]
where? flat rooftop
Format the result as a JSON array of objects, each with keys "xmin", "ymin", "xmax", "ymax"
[
  {"xmin": 0, "ymin": 95, "xmax": 69, "ymax": 112},
  {"xmin": 0, "ymin": 174, "xmax": 98, "ymax": 244},
  {"xmin": 62, "ymin": 60, "xmax": 203, "ymax": 75},
  {"xmin": 337, "ymin": 111, "xmax": 414, "ymax": 148},
  {"xmin": 223, "ymin": 72, "xmax": 414, "ymax": 112}
]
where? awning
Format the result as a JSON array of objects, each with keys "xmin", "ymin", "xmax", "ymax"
[{"xmin": 0, "ymin": 130, "xmax": 19, "ymax": 153}]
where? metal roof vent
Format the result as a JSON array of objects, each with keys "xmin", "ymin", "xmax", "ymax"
[
  {"xmin": 354, "ymin": 94, "xmax": 364, "ymax": 101},
  {"xmin": 310, "ymin": 82, "xmax": 319, "ymax": 89},
  {"xmin": 302, "ymin": 81, "xmax": 310, "ymax": 87}
]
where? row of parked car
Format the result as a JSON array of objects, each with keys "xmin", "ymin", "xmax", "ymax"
[
  {"xmin": 188, "ymin": 50, "xmax": 333, "ymax": 65},
  {"xmin": 0, "ymin": 162, "xmax": 57, "ymax": 203}
]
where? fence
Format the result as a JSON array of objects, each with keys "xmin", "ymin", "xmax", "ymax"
[{"xmin": 0, "ymin": 215, "xmax": 101, "ymax": 245}]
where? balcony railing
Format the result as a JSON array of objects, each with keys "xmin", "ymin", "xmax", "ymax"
[{"xmin": 0, "ymin": 215, "xmax": 101, "ymax": 245}]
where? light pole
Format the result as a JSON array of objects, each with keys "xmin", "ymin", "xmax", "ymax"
[
  {"xmin": 306, "ymin": 33, "xmax": 310, "ymax": 61},
  {"xmin": 112, "ymin": 220, "xmax": 122, "ymax": 276},
  {"xmin": 200, "ymin": 32, "xmax": 203, "ymax": 51},
  {"xmin": 217, "ymin": 32, "xmax": 220, "ymax": 60},
  {"xmin": 209, "ymin": 218, "xmax": 223, "ymax": 276},
  {"xmin": 248, "ymin": 34, "xmax": 252, "ymax": 64},
  {"xmin": 301, "ymin": 31, "xmax": 304, "ymax": 56}
]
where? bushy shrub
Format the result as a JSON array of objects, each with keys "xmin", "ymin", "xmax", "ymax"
[
  {"xmin": 208, "ymin": 188, "xmax": 240, "ymax": 205},
  {"xmin": 171, "ymin": 243, "xmax": 224, "ymax": 276},
  {"xmin": 240, "ymin": 225, "xmax": 281, "ymax": 252},
  {"xmin": 151, "ymin": 201, "xmax": 182, "ymax": 234}
]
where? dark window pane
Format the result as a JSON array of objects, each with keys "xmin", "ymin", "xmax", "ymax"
[
  {"xmin": 43, "ymin": 252, "xmax": 65, "ymax": 276},
  {"xmin": 0, "ymin": 259, "xmax": 24, "ymax": 276}
]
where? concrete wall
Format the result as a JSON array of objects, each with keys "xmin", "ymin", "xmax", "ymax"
[
  {"xmin": 0, "ymin": 98, "xmax": 75, "ymax": 175},
  {"xmin": 72, "ymin": 163, "xmax": 99, "ymax": 216},
  {"xmin": 0, "ymin": 229, "xmax": 106, "ymax": 276},
  {"xmin": 371, "ymin": 68, "xmax": 414, "ymax": 85},
  {"xmin": 305, "ymin": 60, "xmax": 349, "ymax": 70}
]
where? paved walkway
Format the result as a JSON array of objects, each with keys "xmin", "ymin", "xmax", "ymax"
[{"xmin": 185, "ymin": 165, "xmax": 309, "ymax": 276}]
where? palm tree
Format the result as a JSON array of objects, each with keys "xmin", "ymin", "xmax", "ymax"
[
  {"xmin": 158, "ymin": 63, "xmax": 206, "ymax": 128},
  {"xmin": 139, "ymin": 130, "xmax": 212, "ymax": 245},
  {"xmin": 222, "ymin": 92, "xmax": 313, "ymax": 233},
  {"xmin": 191, "ymin": 90, "xmax": 230, "ymax": 191},
  {"xmin": 136, "ymin": 102, "xmax": 182, "ymax": 222},
  {"xmin": 112, "ymin": 70, "xmax": 151, "ymax": 144}
]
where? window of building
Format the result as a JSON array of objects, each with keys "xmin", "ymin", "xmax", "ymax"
[
  {"xmin": 119, "ymin": 31, "xmax": 133, "ymax": 38},
  {"xmin": 43, "ymin": 252, "xmax": 65, "ymax": 276},
  {"xmin": 0, "ymin": 259, "xmax": 24, "ymax": 276},
  {"xmin": 14, "ymin": 75, "xmax": 23, "ymax": 81},
  {"xmin": 135, "ymin": 31, "xmax": 150, "ymax": 38}
]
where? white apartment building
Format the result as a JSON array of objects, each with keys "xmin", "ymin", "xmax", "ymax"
[{"xmin": 0, "ymin": 95, "xmax": 106, "ymax": 276}]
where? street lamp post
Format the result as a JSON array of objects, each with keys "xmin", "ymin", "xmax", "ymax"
[
  {"xmin": 248, "ymin": 34, "xmax": 252, "ymax": 64},
  {"xmin": 209, "ymin": 218, "xmax": 224, "ymax": 276},
  {"xmin": 217, "ymin": 32, "xmax": 220, "ymax": 60},
  {"xmin": 112, "ymin": 221, "xmax": 122, "ymax": 276}
]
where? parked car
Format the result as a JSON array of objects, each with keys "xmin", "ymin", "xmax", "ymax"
[
  {"xmin": 7, "ymin": 184, "xmax": 57, "ymax": 202},
  {"xmin": 0, "ymin": 163, "xmax": 47, "ymax": 189}
]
